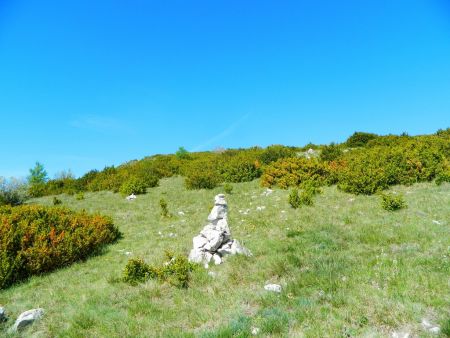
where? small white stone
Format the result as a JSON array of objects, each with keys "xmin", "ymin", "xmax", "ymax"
[
  {"xmin": 212, "ymin": 254, "xmax": 222, "ymax": 265},
  {"xmin": 126, "ymin": 194, "xmax": 136, "ymax": 201},
  {"xmin": 178, "ymin": 211, "xmax": 185, "ymax": 216},
  {"xmin": 432, "ymin": 220, "xmax": 442, "ymax": 225},
  {"xmin": 264, "ymin": 284, "xmax": 282, "ymax": 293},
  {"xmin": 251, "ymin": 327, "xmax": 260, "ymax": 335}
]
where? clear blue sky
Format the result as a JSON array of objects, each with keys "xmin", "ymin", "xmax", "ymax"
[{"xmin": 1, "ymin": 0, "xmax": 449, "ymax": 178}]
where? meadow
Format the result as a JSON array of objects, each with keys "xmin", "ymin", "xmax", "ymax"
[{"xmin": 0, "ymin": 176, "xmax": 448, "ymax": 337}]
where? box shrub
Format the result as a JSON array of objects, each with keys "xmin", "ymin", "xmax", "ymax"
[
  {"xmin": 119, "ymin": 177, "xmax": 147, "ymax": 195},
  {"xmin": 0, "ymin": 205, "xmax": 121, "ymax": 289},
  {"xmin": 380, "ymin": 193, "xmax": 407, "ymax": 211},
  {"xmin": 123, "ymin": 252, "xmax": 196, "ymax": 288},
  {"xmin": 259, "ymin": 145, "xmax": 297, "ymax": 165},
  {"xmin": 261, "ymin": 158, "xmax": 331, "ymax": 189},
  {"xmin": 346, "ymin": 132, "xmax": 378, "ymax": 147}
]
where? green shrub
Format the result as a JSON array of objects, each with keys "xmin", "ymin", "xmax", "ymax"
[
  {"xmin": 288, "ymin": 189, "xmax": 301, "ymax": 209},
  {"xmin": 122, "ymin": 258, "xmax": 154, "ymax": 285},
  {"xmin": 299, "ymin": 189, "xmax": 314, "ymax": 206},
  {"xmin": 346, "ymin": 132, "xmax": 378, "ymax": 147},
  {"xmin": 122, "ymin": 252, "xmax": 196, "ymax": 288},
  {"xmin": 119, "ymin": 177, "xmax": 147, "ymax": 195},
  {"xmin": 53, "ymin": 197, "xmax": 62, "ymax": 205},
  {"xmin": 380, "ymin": 193, "xmax": 407, "ymax": 211},
  {"xmin": 259, "ymin": 145, "xmax": 297, "ymax": 165},
  {"xmin": 75, "ymin": 192, "xmax": 85, "ymax": 200},
  {"xmin": 0, "ymin": 205, "xmax": 120, "ymax": 289},
  {"xmin": 320, "ymin": 143, "xmax": 343, "ymax": 162},
  {"xmin": 261, "ymin": 158, "xmax": 331, "ymax": 189},
  {"xmin": 221, "ymin": 157, "xmax": 261, "ymax": 183},
  {"xmin": 223, "ymin": 183, "xmax": 233, "ymax": 194},
  {"xmin": 159, "ymin": 198, "xmax": 170, "ymax": 217},
  {"xmin": 435, "ymin": 163, "xmax": 450, "ymax": 185}
]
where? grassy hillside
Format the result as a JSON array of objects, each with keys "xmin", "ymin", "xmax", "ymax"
[{"xmin": 0, "ymin": 177, "xmax": 449, "ymax": 337}]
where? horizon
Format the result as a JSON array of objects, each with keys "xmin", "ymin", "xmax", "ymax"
[{"xmin": 1, "ymin": 0, "xmax": 450, "ymax": 178}]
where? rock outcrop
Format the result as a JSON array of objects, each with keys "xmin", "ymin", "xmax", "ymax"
[{"xmin": 189, "ymin": 194, "xmax": 251, "ymax": 267}]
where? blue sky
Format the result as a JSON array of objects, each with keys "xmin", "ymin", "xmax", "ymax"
[{"xmin": 1, "ymin": 0, "xmax": 449, "ymax": 178}]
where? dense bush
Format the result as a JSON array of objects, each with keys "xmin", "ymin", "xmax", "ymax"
[
  {"xmin": 346, "ymin": 132, "xmax": 378, "ymax": 147},
  {"xmin": 119, "ymin": 177, "xmax": 148, "ymax": 195},
  {"xmin": 336, "ymin": 139, "xmax": 447, "ymax": 194},
  {"xmin": 259, "ymin": 145, "xmax": 297, "ymax": 165},
  {"xmin": 221, "ymin": 155, "xmax": 262, "ymax": 183},
  {"xmin": 184, "ymin": 157, "xmax": 221, "ymax": 190},
  {"xmin": 288, "ymin": 189, "xmax": 301, "ymax": 209},
  {"xmin": 261, "ymin": 158, "xmax": 331, "ymax": 189},
  {"xmin": 123, "ymin": 252, "xmax": 196, "ymax": 288},
  {"xmin": 380, "ymin": 193, "xmax": 407, "ymax": 211},
  {"xmin": 223, "ymin": 183, "xmax": 233, "ymax": 194},
  {"xmin": 319, "ymin": 143, "xmax": 343, "ymax": 162},
  {"xmin": 0, "ymin": 205, "xmax": 121, "ymax": 289}
]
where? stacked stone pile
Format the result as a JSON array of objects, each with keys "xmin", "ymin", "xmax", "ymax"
[{"xmin": 189, "ymin": 194, "xmax": 251, "ymax": 267}]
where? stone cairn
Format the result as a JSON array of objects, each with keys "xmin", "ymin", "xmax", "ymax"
[{"xmin": 189, "ymin": 194, "xmax": 251, "ymax": 267}]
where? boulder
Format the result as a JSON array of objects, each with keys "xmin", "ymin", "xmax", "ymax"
[
  {"xmin": 10, "ymin": 308, "xmax": 44, "ymax": 332},
  {"xmin": 0, "ymin": 306, "xmax": 7, "ymax": 322}
]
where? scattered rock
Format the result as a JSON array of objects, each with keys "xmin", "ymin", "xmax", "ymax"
[
  {"xmin": 391, "ymin": 331, "xmax": 410, "ymax": 338},
  {"xmin": 256, "ymin": 206, "xmax": 266, "ymax": 211},
  {"xmin": 0, "ymin": 306, "xmax": 7, "ymax": 322},
  {"xmin": 208, "ymin": 271, "xmax": 217, "ymax": 278},
  {"xmin": 261, "ymin": 188, "xmax": 273, "ymax": 197},
  {"xmin": 9, "ymin": 308, "xmax": 44, "ymax": 332},
  {"xmin": 264, "ymin": 284, "xmax": 282, "ymax": 293},
  {"xmin": 189, "ymin": 194, "xmax": 251, "ymax": 266},
  {"xmin": 251, "ymin": 326, "xmax": 260, "ymax": 335},
  {"xmin": 432, "ymin": 220, "xmax": 442, "ymax": 225},
  {"xmin": 126, "ymin": 194, "xmax": 136, "ymax": 201},
  {"xmin": 421, "ymin": 319, "xmax": 440, "ymax": 334}
]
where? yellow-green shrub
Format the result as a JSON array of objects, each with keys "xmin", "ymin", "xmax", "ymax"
[
  {"xmin": 0, "ymin": 205, "xmax": 120, "ymax": 289},
  {"xmin": 261, "ymin": 158, "xmax": 331, "ymax": 189}
]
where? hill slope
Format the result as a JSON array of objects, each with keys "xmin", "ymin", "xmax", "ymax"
[{"xmin": 1, "ymin": 177, "xmax": 449, "ymax": 337}]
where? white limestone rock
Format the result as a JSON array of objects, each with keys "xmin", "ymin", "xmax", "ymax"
[
  {"xmin": 264, "ymin": 284, "xmax": 282, "ymax": 293},
  {"xmin": 126, "ymin": 194, "xmax": 136, "ymax": 201},
  {"xmin": 192, "ymin": 235, "xmax": 208, "ymax": 249},
  {"xmin": 0, "ymin": 306, "xmax": 7, "ymax": 322},
  {"xmin": 10, "ymin": 308, "xmax": 44, "ymax": 332},
  {"xmin": 208, "ymin": 205, "xmax": 228, "ymax": 221}
]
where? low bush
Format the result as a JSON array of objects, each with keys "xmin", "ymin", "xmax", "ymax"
[
  {"xmin": 123, "ymin": 252, "xmax": 197, "ymax": 288},
  {"xmin": 288, "ymin": 189, "xmax": 301, "ymax": 209},
  {"xmin": 259, "ymin": 145, "xmax": 297, "ymax": 165},
  {"xmin": 119, "ymin": 177, "xmax": 147, "ymax": 195},
  {"xmin": 184, "ymin": 158, "xmax": 221, "ymax": 190},
  {"xmin": 75, "ymin": 192, "xmax": 85, "ymax": 200},
  {"xmin": 159, "ymin": 198, "xmax": 170, "ymax": 217},
  {"xmin": 346, "ymin": 131, "xmax": 378, "ymax": 147},
  {"xmin": 0, "ymin": 205, "xmax": 121, "ymax": 289},
  {"xmin": 223, "ymin": 183, "xmax": 233, "ymax": 194},
  {"xmin": 380, "ymin": 193, "xmax": 407, "ymax": 211},
  {"xmin": 52, "ymin": 197, "xmax": 62, "ymax": 205},
  {"xmin": 261, "ymin": 158, "xmax": 331, "ymax": 189},
  {"xmin": 319, "ymin": 143, "xmax": 343, "ymax": 162}
]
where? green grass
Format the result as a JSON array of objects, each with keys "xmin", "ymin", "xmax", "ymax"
[{"xmin": 0, "ymin": 177, "xmax": 449, "ymax": 337}]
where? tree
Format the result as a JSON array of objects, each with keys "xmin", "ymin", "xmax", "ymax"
[
  {"xmin": 28, "ymin": 162, "xmax": 48, "ymax": 185},
  {"xmin": 27, "ymin": 162, "xmax": 48, "ymax": 197},
  {"xmin": 176, "ymin": 147, "xmax": 191, "ymax": 160}
]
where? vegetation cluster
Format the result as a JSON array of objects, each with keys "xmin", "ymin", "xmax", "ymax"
[{"xmin": 0, "ymin": 205, "xmax": 120, "ymax": 289}]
